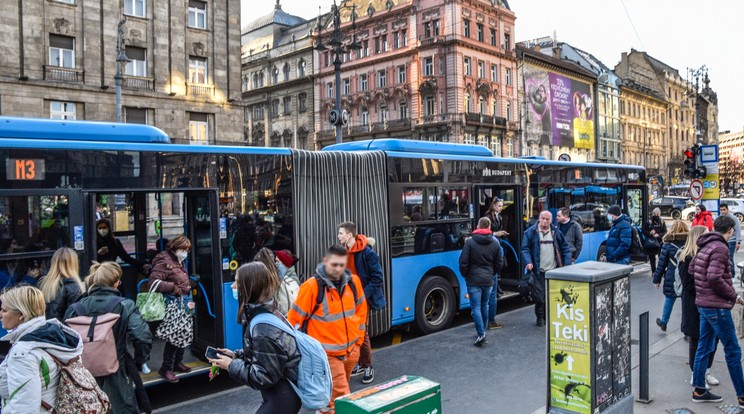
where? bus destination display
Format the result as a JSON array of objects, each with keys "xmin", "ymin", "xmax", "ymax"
[{"xmin": 6, "ymin": 158, "xmax": 45, "ymax": 180}]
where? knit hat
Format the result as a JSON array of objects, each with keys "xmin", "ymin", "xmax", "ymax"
[
  {"xmin": 608, "ymin": 205, "xmax": 622, "ymax": 217},
  {"xmin": 275, "ymin": 250, "xmax": 297, "ymax": 268}
]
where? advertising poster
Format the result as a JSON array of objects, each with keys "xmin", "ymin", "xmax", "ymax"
[
  {"xmin": 523, "ymin": 64, "xmax": 595, "ymax": 150},
  {"xmin": 548, "ymin": 280, "xmax": 591, "ymax": 414}
]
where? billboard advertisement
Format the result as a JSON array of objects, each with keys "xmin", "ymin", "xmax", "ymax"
[{"xmin": 524, "ymin": 64, "xmax": 595, "ymax": 150}]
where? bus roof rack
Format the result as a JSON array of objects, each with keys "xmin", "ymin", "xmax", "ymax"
[
  {"xmin": 0, "ymin": 116, "xmax": 170, "ymax": 143},
  {"xmin": 323, "ymin": 139, "xmax": 494, "ymax": 157}
]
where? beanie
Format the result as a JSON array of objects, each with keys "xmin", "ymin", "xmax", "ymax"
[
  {"xmin": 608, "ymin": 205, "xmax": 622, "ymax": 217},
  {"xmin": 275, "ymin": 250, "xmax": 297, "ymax": 268}
]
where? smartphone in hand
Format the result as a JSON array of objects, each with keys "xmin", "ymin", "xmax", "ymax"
[{"xmin": 205, "ymin": 346, "xmax": 223, "ymax": 360}]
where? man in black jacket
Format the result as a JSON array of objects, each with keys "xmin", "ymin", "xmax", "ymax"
[
  {"xmin": 459, "ymin": 217, "xmax": 504, "ymax": 346},
  {"xmin": 557, "ymin": 207, "xmax": 583, "ymax": 264}
]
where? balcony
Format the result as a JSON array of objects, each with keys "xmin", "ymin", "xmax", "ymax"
[
  {"xmin": 370, "ymin": 122, "xmax": 386, "ymax": 132},
  {"xmin": 318, "ymin": 129, "xmax": 335, "ymax": 139},
  {"xmin": 351, "ymin": 124, "xmax": 370, "ymax": 134},
  {"xmin": 186, "ymin": 83, "xmax": 214, "ymax": 96},
  {"xmin": 44, "ymin": 66, "xmax": 83, "ymax": 82},
  {"xmin": 419, "ymin": 36, "xmax": 444, "ymax": 47},
  {"xmin": 123, "ymin": 76, "xmax": 154, "ymax": 90},
  {"xmin": 387, "ymin": 119, "xmax": 411, "ymax": 129}
]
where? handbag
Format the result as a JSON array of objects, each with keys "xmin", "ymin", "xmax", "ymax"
[
  {"xmin": 155, "ymin": 297, "xmax": 194, "ymax": 348},
  {"xmin": 136, "ymin": 280, "xmax": 166, "ymax": 322},
  {"xmin": 643, "ymin": 236, "xmax": 661, "ymax": 252},
  {"xmin": 518, "ymin": 270, "xmax": 544, "ymax": 304}
]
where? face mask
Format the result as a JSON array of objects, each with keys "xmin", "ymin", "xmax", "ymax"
[
  {"xmin": 175, "ymin": 250, "xmax": 188, "ymax": 262},
  {"xmin": 607, "ymin": 215, "xmax": 615, "ymax": 221},
  {"xmin": 98, "ymin": 229, "xmax": 109, "ymax": 237},
  {"xmin": 232, "ymin": 287, "xmax": 239, "ymax": 301}
]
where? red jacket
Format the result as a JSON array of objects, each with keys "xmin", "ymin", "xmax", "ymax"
[
  {"xmin": 690, "ymin": 232, "xmax": 737, "ymax": 309},
  {"xmin": 148, "ymin": 251, "xmax": 191, "ymax": 296},
  {"xmin": 692, "ymin": 210, "xmax": 714, "ymax": 231}
]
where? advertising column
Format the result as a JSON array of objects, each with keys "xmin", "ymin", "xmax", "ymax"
[{"xmin": 700, "ymin": 144, "xmax": 720, "ymax": 213}]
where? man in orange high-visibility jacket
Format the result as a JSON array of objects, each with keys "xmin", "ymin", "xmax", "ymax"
[{"xmin": 287, "ymin": 244, "xmax": 367, "ymax": 413}]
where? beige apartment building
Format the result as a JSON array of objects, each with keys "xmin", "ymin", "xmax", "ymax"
[{"xmin": 0, "ymin": 0, "xmax": 244, "ymax": 144}]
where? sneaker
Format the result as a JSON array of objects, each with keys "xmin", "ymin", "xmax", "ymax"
[
  {"xmin": 488, "ymin": 322, "xmax": 504, "ymax": 330},
  {"xmin": 655, "ymin": 318, "xmax": 667, "ymax": 332},
  {"xmin": 738, "ymin": 396, "xmax": 744, "ymax": 408},
  {"xmin": 705, "ymin": 371, "xmax": 720, "ymax": 386},
  {"xmin": 536, "ymin": 319, "xmax": 545, "ymax": 327},
  {"xmin": 361, "ymin": 367, "xmax": 374, "ymax": 384},
  {"xmin": 474, "ymin": 335, "xmax": 488, "ymax": 347},
  {"xmin": 351, "ymin": 364, "xmax": 364, "ymax": 377},
  {"xmin": 692, "ymin": 389, "xmax": 723, "ymax": 403}
]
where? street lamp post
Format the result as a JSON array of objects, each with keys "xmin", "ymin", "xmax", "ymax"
[
  {"xmin": 114, "ymin": 17, "xmax": 129, "ymax": 123},
  {"xmin": 315, "ymin": 1, "xmax": 361, "ymax": 144},
  {"xmin": 687, "ymin": 65, "xmax": 707, "ymax": 146}
]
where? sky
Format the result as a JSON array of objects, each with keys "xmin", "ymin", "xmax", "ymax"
[{"xmin": 244, "ymin": 0, "xmax": 744, "ymax": 133}]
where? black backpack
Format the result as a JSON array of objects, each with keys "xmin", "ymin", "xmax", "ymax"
[{"xmin": 630, "ymin": 226, "xmax": 646, "ymax": 260}]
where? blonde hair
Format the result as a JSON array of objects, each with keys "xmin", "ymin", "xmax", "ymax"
[
  {"xmin": 663, "ymin": 220, "xmax": 690, "ymax": 243},
  {"xmin": 0, "ymin": 286, "xmax": 46, "ymax": 321},
  {"xmin": 86, "ymin": 261, "xmax": 122, "ymax": 290},
  {"xmin": 679, "ymin": 225, "xmax": 708, "ymax": 260},
  {"xmin": 39, "ymin": 248, "xmax": 84, "ymax": 302}
]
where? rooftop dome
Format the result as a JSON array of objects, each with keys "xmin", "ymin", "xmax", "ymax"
[{"xmin": 241, "ymin": 0, "xmax": 307, "ymax": 34}]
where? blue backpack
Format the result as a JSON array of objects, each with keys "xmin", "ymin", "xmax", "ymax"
[{"xmin": 250, "ymin": 312, "xmax": 332, "ymax": 410}]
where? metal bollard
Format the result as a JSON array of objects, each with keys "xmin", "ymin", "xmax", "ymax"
[{"xmin": 636, "ymin": 311, "xmax": 653, "ymax": 403}]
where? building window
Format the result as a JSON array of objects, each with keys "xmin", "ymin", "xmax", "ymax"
[
  {"xmin": 50, "ymin": 101, "xmax": 76, "ymax": 120},
  {"xmin": 490, "ymin": 28, "xmax": 496, "ymax": 46},
  {"xmin": 505, "ymin": 68, "xmax": 512, "ymax": 85},
  {"xmin": 399, "ymin": 100, "xmax": 407, "ymax": 119},
  {"xmin": 381, "ymin": 35, "xmax": 388, "ymax": 52},
  {"xmin": 253, "ymin": 103, "xmax": 264, "ymax": 119},
  {"xmin": 492, "ymin": 98, "xmax": 498, "ymax": 117},
  {"xmin": 188, "ymin": 0, "xmax": 207, "ymax": 29},
  {"xmin": 401, "ymin": 29, "xmax": 408, "ymax": 46},
  {"xmin": 491, "ymin": 64, "xmax": 498, "ymax": 82},
  {"xmin": 362, "ymin": 40, "xmax": 369, "ymax": 57},
  {"xmin": 124, "ymin": 0, "xmax": 146, "ymax": 17},
  {"xmin": 124, "ymin": 46, "xmax": 146, "ymax": 77},
  {"xmin": 394, "ymin": 31, "xmax": 400, "ymax": 48},
  {"xmin": 477, "ymin": 61, "xmax": 485, "ymax": 79},
  {"xmin": 479, "ymin": 97, "xmax": 485, "ymax": 114},
  {"xmin": 271, "ymin": 99, "xmax": 280, "ymax": 118},
  {"xmin": 378, "ymin": 104, "xmax": 388, "ymax": 122},
  {"xmin": 188, "ymin": 57, "xmax": 207, "ymax": 84},
  {"xmin": 424, "ymin": 96, "xmax": 435, "ymax": 116},
  {"xmin": 189, "ymin": 112, "xmax": 209, "ymax": 145},
  {"xmin": 298, "ymin": 93, "xmax": 307, "ymax": 112},
  {"xmin": 397, "ymin": 65, "xmax": 406, "ymax": 84},
  {"xmin": 283, "ymin": 63, "xmax": 290, "ymax": 81},
  {"xmin": 49, "ymin": 35, "xmax": 75, "ymax": 68},
  {"xmin": 361, "ymin": 107, "xmax": 369, "ymax": 125},
  {"xmin": 464, "ymin": 57, "xmax": 471, "ymax": 76},
  {"xmin": 506, "ymin": 101, "xmax": 512, "ymax": 120},
  {"xmin": 424, "ymin": 22, "xmax": 432, "ymax": 38},
  {"xmin": 423, "ymin": 57, "xmax": 433, "ymax": 76},
  {"xmin": 463, "ymin": 20, "xmax": 470, "ymax": 38},
  {"xmin": 343, "ymin": 78, "xmax": 350, "ymax": 95},
  {"xmin": 283, "ymin": 97, "xmax": 291, "ymax": 115},
  {"xmin": 326, "ymin": 82, "xmax": 334, "ymax": 98},
  {"xmin": 360, "ymin": 74, "xmax": 368, "ymax": 91},
  {"xmin": 433, "ymin": 20, "xmax": 440, "ymax": 36},
  {"xmin": 507, "ymin": 139, "xmax": 514, "ymax": 157},
  {"xmin": 298, "ymin": 59, "xmax": 306, "ymax": 77},
  {"xmin": 125, "ymin": 107, "xmax": 147, "ymax": 124},
  {"xmin": 477, "ymin": 23, "xmax": 484, "ymax": 42},
  {"xmin": 271, "ymin": 67, "xmax": 278, "ymax": 84},
  {"xmin": 504, "ymin": 33, "xmax": 511, "ymax": 51},
  {"xmin": 465, "ymin": 94, "xmax": 472, "ymax": 113},
  {"xmin": 377, "ymin": 69, "xmax": 386, "ymax": 88}
]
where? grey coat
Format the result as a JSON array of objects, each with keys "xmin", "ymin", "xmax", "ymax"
[{"xmin": 558, "ymin": 218, "xmax": 583, "ymax": 262}]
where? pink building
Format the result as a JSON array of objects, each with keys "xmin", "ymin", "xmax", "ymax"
[{"xmin": 313, "ymin": 0, "xmax": 518, "ymax": 155}]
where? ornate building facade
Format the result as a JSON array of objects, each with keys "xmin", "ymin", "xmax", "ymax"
[
  {"xmin": 719, "ymin": 130, "xmax": 744, "ymax": 195},
  {"xmin": 241, "ymin": 2, "xmax": 315, "ymax": 149},
  {"xmin": 0, "ymin": 0, "xmax": 244, "ymax": 144},
  {"xmin": 617, "ymin": 81, "xmax": 667, "ymax": 178},
  {"xmin": 313, "ymin": 0, "xmax": 519, "ymax": 154}
]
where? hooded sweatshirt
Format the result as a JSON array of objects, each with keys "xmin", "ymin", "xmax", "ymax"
[
  {"xmin": 459, "ymin": 228, "xmax": 504, "ymax": 286},
  {"xmin": 346, "ymin": 234, "xmax": 387, "ymax": 310},
  {"xmin": 0, "ymin": 317, "xmax": 83, "ymax": 413}
]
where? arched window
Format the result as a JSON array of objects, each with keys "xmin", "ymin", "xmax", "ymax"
[
  {"xmin": 258, "ymin": 72, "xmax": 264, "ymax": 87},
  {"xmin": 283, "ymin": 63, "xmax": 290, "ymax": 81},
  {"xmin": 506, "ymin": 101, "xmax": 512, "ymax": 121},
  {"xmin": 492, "ymin": 98, "xmax": 498, "ymax": 117},
  {"xmin": 298, "ymin": 59, "xmax": 306, "ymax": 77},
  {"xmin": 272, "ymin": 67, "xmax": 278, "ymax": 84},
  {"xmin": 465, "ymin": 93, "xmax": 472, "ymax": 113},
  {"xmin": 252, "ymin": 73, "xmax": 259, "ymax": 89},
  {"xmin": 479, "ymin": 97, "xmax": 485, "ymax": 114}
]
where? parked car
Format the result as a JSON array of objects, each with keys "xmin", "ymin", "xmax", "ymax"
[
  {"xmin": 648, "ymin": 196, "xmax": 693, "ymax": 219},
  {"xmin": 683, "ymin": 199, "xmax": 744, "ymax": 223}
]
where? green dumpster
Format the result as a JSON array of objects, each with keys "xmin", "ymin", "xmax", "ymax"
[{"xmin": 335, "ymin": 375, "xmax": 441, "ymax": 414}]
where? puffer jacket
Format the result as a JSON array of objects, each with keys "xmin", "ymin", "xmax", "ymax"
[
  {"xmin": 558, "ymin": 218, "xmax": 583, "ymax": 262},
  {"xmin": 690, "ymin": 232, "xmax": 737, "ymax": 309},
  {"xmin": 0, "ymin": 317, "xmax": 83, "ymax": 413},
  {"xmin": 149, "ymin": 250, "xmax": 190, "ymax": 296},
  {"xmin": 64, "ymin": 286, "xmax": 152, "ymax": 414},
  {"xmin": 692, "ymin": 210, "xmax": 714, "ymax": 231},
  {"xmin": 651, "ymin": 233, "xmax": 687, "ymax": 297},
  {"xmin": 459, "ymin": 229, "xmax": 504, "ymax": 286},
  {"xmin": 275, "ymin": 264, "xmax": 300, "ymax": 315},
  {"xmin": 347, "ymin": 235, "xmax": 387, "ymax": 310},
  {"xmin": 521, "ymin": 224, "xmax": 572, "ymax": 273},
  {"xmin": 228, "ymin": 303, "xmax": 300, "ymax": 390},
  {"xmin": 40, "ymin": 277, "xmax": 83, "ymax": 321},
  {"xmin": 606, "ymin": 214, "xmax": 633, "ymax": 263}
]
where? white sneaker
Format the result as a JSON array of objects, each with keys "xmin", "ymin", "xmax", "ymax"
[{"xmin": 706, "ymin": 371, "xmax": 720, "ymax": 386}]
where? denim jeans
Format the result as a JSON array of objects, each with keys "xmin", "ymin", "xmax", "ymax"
[
  {"xmin": 692, "ymin": 307, "xmax": 744, "ymax": 396},
  {"xmin": 468, "ymin": 285, "xmax": 492, "ymax": 336},
  {"xmin": 660, "ymin": 295, "xmax": 677, "ymax": 325},
  {"xmin": 488, "ymin": 274, "xmax": 499, "ymax": 323},
  {"xmin": 729, "ymin": 241, "xmax": 737, "ymax": 280}
]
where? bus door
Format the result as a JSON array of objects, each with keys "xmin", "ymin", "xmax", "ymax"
[
  {"xmin": 473, "ymin": 185, "xmax": 523, "ymax": 288},
  {"xmin": 623, "ymin": 184, "xmax": 648, "ymax": 262}
]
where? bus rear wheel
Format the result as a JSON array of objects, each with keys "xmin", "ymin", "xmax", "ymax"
[{"xmin": 414, "ymin": 276, "xmax": 456, "ymax": 335}]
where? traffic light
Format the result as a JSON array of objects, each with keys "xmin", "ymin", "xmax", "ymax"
[{"xmin": 683, "ymin": 145, "xmax": 708, "ymax": 179}]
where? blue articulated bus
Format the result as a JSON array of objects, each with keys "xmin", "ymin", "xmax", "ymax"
[{"xmin": 0, "ymin": 117, "xmax": 647, "ymax": 383}]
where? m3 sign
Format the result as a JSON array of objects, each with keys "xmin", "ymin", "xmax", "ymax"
[{"xmin": 6, "ymin": 158, "xmax": 45, "ymax": 180}]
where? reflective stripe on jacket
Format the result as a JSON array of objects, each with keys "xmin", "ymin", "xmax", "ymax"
[{"xmin": 287, "ymin": 266, "xmax": 367, "ymax": 357}]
